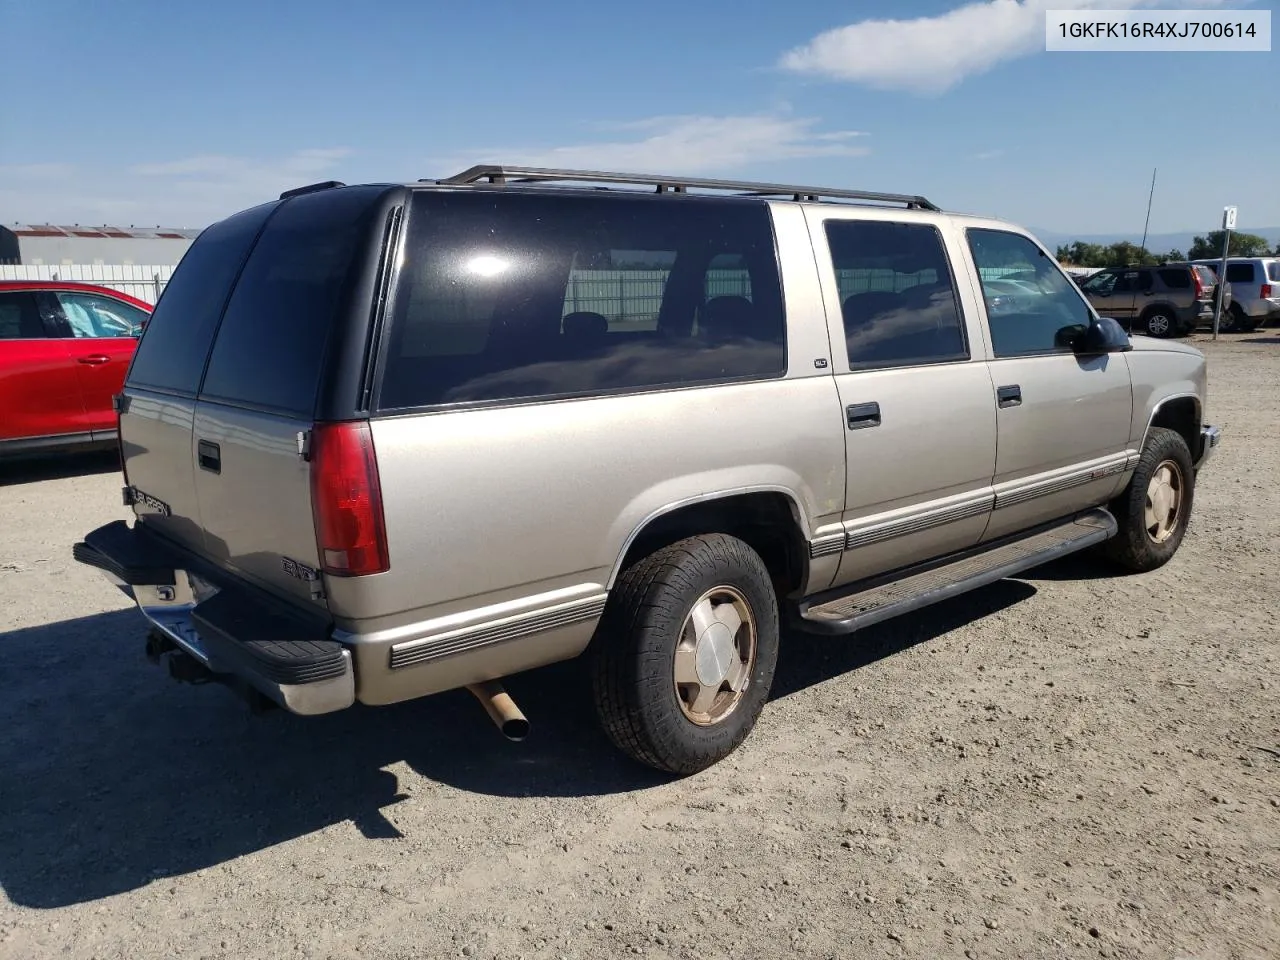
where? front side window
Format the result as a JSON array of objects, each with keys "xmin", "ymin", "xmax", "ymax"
[
  {"xmin": 1081, "ymin": 271, "xmax": 1119, "ymax": 296},
  {"xmin": 378, "ymin": 192, "xmax": 786, "ymax": 410},
  {"xmin": 967, "ymin": 229, "xmax": 1094, "ymax": 357},
  {"xmin": 823, "ymin": 219, "xmax": 967, "ymax": 369},
  {"xmin": 55, "ymin": 292, "xmax": 147, "ymax": 338}
]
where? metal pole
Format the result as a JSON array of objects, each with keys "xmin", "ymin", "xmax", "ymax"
[{"xmin": 1212, "ymin": 228, "xmax": 1231, "ymax": 340}]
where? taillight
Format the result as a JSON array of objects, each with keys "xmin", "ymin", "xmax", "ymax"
[
  {"xmin": 1262, "ymin": 283, "xmax": 1273, "ymax": 299},
  {"xmin": 309, "ymin": 421, "xmax": 389, "ymax": 576},
  {"xmin": 1191, "ymin": 270, "xmax": 1205, "ymax": 300}
]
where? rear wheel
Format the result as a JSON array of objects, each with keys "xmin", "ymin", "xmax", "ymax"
[
  {"xmin": 1229, "ymin": 303, "xmax": 1258, "ymax": 333},
  {"xmin": 1102, "ymin": 427, "xmax": 1195, "ymax": 573},
  {"xmin": 591, "ymin": 534, "xmax": 779, "ymax": 774},
  {"xmin": 1141, "ymin": 308, "xmax": 1177, "ymax": 338}
]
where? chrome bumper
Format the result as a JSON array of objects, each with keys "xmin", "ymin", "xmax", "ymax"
[
  {"xmin": 73, "ymin": 520, "xmax": 355, "ymax": 717},
  {"xmin": 1196, "ymin": 424, "xmax": 1221, "ymax": 469}
]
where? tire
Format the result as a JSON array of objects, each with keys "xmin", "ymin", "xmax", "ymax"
[
  {"xmin": 1229, "ymin": 304, "xmax": 1258, "ymax": 333},
  {"xmin": 1101, "ymin": 427, "xmax": 1195, "ymax": 573},
  {"xmin": 1141, "ymin": 308, "xmax": 1177, "ymax": 338},
  {"xmin": 590, "ymin": 533, "xmax": 780, "ymax": 775}
]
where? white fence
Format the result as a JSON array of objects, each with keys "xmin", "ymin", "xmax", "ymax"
[{"xmin": 0, "ymin": 264, "xmax": 174, "ymax": 304}]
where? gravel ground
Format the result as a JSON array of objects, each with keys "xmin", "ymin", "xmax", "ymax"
[{"xmin": 1, "ymin": 333, "xmax": 1277, "ymax": 960}]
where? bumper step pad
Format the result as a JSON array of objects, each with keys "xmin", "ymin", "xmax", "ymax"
[
  {"xmin": 192, "ymin": 588, "xmax": 346, "ymax": 686},
  {"xmin": 73, "ymin": 519, "xmax": 177, "ymax": 586}
]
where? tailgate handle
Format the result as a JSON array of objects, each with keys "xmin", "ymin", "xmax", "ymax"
[{"xmin": 198, "ymin": 439, "xmax": 221, "ymax": 474}]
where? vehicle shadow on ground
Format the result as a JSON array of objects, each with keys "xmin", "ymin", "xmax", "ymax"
[
  {"xmin": 1242, "ymin": 336, "xmax": 1280, "ymax": 345},
  {"xmin": 0, "ymin": 582, "xmax": 1035, "ymax": 909},
  {"xmin": 0, "ymin": 449, "xmax": 120, "ymax": 487}
]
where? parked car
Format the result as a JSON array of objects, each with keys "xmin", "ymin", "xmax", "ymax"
[
  {"xmin": 0, "ymin": 280, "xmax": 150, "ymax": 459},
  {"xmin": 74, "ymin": 167, "xmax": 1221, "ymax": 774},
  {"xmin": 1190, "ymin": 257, "xmax": 1280, "ymax": 331},
  {"xmin": 1076, "ymin": 262, "xmax": 1223, "ymax": 338}
]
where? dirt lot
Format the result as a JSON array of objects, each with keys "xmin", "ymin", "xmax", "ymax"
[{"xmin": 1, "ymin": 333, "xmax": 1277, "ymax": 960}]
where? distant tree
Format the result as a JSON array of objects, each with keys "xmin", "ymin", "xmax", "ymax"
[
  {"xmin": 1101, "ymin": 241, "xmax": 1154, "ymax": 267},
  {"xmin": 1159, "ymin": 249, "xmax": 1185, "ymax": 263},
  {"xmin": 1187, "ymin": 230, "xmax": 1272, "ymax": 261},
  {"xmin": 1057, "ymin": 241, "xmax": 1108, "ymax": 267}
]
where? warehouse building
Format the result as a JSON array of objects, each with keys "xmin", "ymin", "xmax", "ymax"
[{"xmin": 0, "ymin": 223, "xmax": 200, "ymax": 266}]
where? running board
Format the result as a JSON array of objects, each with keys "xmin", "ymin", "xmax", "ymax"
[{"xmin": 797, "ymin": 508, "xmax": 1117, "ymax": 635}]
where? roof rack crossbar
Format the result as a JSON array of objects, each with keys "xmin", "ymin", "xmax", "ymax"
[{"xmin": 436, "ymin": 165, "xmax": 939, "ymax": 211}]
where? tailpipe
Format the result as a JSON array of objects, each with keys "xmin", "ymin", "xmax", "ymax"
[{"xmin": 466, "ymin": 680, "xmax": 530, "ymax": 742}]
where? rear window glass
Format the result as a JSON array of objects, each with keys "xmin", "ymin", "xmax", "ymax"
[
  {"xmin": 1225, "ymin": 263, "xmax": 1255, "ymax": 284},
  {"xmin": 1193, "ymin": 265, "xmax": 1218, "ymax": 287},
  {"xmin": 1159, "ymin": 269, "xmax": 1191, "ymax": 288},
  {"xmin": 378, "ymin": 191, "xmax": 786, "ymax": 410},
  {"xmin": 199, "ymin": 187, "xmax": 385, "ymax": 416},
  {"xmin": 126, "ymin": 203, "xmax": 275, "ymax": 394},
  {"xmin": 1269, "ymin": 262, "xmax": 1280, "ymax": 283}
]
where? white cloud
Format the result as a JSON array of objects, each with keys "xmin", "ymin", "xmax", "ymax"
[
  {"xmin": 0, "ymin": 148, "xmax": 352, "ymax": 227},
  {"xmin": 779, "ymin": 0, "xmax": 1233, "ymax": 94},
  {"xmin": 442, "ymin": 114, "xmax": 869, "ymax": 176}
]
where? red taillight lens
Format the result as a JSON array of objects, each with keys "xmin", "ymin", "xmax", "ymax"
[
  {"xmin": 309, "ymin": 421, "xmax": 389, "ymax": 576},
  {"xmin": 1191, "ymin": 270, "xmax": 1205, "ymax": 299},
  {"xmin": 1262, "ymin": 283, "xmax": 1273, "ymax": 299}
]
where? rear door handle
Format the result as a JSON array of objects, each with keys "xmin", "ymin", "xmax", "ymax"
[
  {"xmin": 197, "ymin": 439, "xmax": 221, "ymax": 474},
  {"xmin": 77, "ymin": 354, "xmax": 110, "ymax": 365},
  {"xmin": 846, "ymin": 401, "xmax": 882, "ymax": 429},
  {"xmin": 997, "ymin": 384, "xmax": 1022, "ymax": 408}
]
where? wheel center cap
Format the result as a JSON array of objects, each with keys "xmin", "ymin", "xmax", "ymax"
[{"xmin": 695, "ymin": 622, "xmax": 736, "ymax": 687}]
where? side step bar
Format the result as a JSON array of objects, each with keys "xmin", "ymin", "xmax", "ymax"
[{"xmin": 797, "ymin": 508, "xmax": 1117, "ymax": 635}]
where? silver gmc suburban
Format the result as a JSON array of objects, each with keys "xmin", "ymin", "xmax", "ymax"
[{"xmin": 74, "ymin": 165, "xmax": 1222, "ymax": 774}]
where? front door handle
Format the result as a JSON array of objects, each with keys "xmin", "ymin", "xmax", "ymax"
[
  {"xmin": 197, "ymin": 439, "xmax": 221, "ymax": 474},
  {"xmin": 997, "ymin": 384, "xmax": 1022, "ymax": 408},
  {"xmin": 77, "ymin": 354, "xmax": 110, "ymax": 365},
  {"xmin": 847, "ymin": 401, "xmax": 882, "ymax": 429}
]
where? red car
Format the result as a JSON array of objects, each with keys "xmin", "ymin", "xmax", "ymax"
[{"xmin": 0, "ymin": 280, "xmax": 151, "ymax": 458}]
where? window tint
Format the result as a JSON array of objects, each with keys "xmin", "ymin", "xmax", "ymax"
[
  {"xmin": 200, "ymin": 187, "xmax": 385, "ymax": 416},
  {"xmin": 55, "ymin": 292, "xmax": 148, "ymax": 338},
  {"xmin": 1159, "ymin": 269, "xmax": 1191, "ymax": 289},
  {"xmin": 127, "ymin": 203, "xmax": 275, "ymax": 394},
  {"xmin": 1081, "ymin": 271, "xmax": 1118, "ymax": 295},
  {"xmin": 0, "ymin": 291, "xmax": 46, "ymax": 340},
  {"xmin": 1193, "ymin": 265, "xmax": 1218, "ymax": 288},
  {"xmin": 823, "ymin": 220, "xmax": 966, "ymax": 369},
  {"xmin": 1225, "ymin": 263, "xmax": 1255, "ymax": 284},
  {"xmin": 378, "ymin": 192, "xmax": 786, "ymax": 409},
  {"xmin": 967, "ymin": 229, "xmax": 1093, "ymax": 357}
]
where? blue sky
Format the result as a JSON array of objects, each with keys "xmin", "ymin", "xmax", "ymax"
[{"xmin": 2, "ymin": 0, "xmax": 1276, "ymax": 238}]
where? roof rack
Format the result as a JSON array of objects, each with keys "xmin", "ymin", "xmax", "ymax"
[{"xmin": 433, "ymin": 165, "xmax": 940, "ymax": 212}]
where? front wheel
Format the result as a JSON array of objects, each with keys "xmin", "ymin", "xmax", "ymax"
[
  {"xmin": 1142, "ymin": 309, "xmax": 1177, "ymax": 338},
  {"xmin": 590, "ymin": 534, "xmax": 780, "ymax": 775},
  {"xmin": 1101, "ymin": 427, "xmax": 1195, "ymax": 573}
]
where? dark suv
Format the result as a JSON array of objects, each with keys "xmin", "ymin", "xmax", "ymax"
[{"xmin": 1077, "ymin": 263, "xmax": 1223, "ymax": 338}]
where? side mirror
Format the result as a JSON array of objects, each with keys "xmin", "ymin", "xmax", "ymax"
[{"xmin": 1074, "ymin": 316, "xmax": 1131, "ymax": 354}]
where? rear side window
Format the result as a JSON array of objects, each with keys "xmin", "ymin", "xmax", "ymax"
[
  {"xmin": 0, "ymin": 291, "xmax": 47, "ymax": 339},
  {"xmin": 823, "ymin": 220, "xmax": 967, "ymax": 369},
  {"xmin": 1225, "ymin": 263, "xmax": 1256, "ymax": 284},
  {"xmin": 1159, "ymin": 269, "xmax": 1190, "ymax": 289},
  {"xmin": 378, "ymin": 192, "xmax": 786, "ymax": 409},
  {"xmin": 200, "ymin": 187, "xmax": 385, "ymax": 416},
  {"xmin": 127, "ymin": 203, "xmax": 275, "ymax": 394}
]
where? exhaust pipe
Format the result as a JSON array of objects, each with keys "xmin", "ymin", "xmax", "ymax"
[{"xmin": 466, "ymin": 680, "xmax": 530, "ymax": 741}]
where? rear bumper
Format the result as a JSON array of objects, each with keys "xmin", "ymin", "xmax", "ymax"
[
  {"xmin": 72, "ymin": 520, "xmax": 354, "ymax": 716},
  {"xmin": 1196, "ymin": 424, "xmax": 1222, "ymax": 470}
]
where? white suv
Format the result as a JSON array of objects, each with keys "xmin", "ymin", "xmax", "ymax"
[{"xmin": 1192, "ymin": 257, "xmax": 1280, "ymax": 330}]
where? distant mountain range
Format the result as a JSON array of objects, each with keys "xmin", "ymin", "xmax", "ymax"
[{"xmin": 1032, "ymin": 226, "xmax": 1280, "ymax": 255}]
